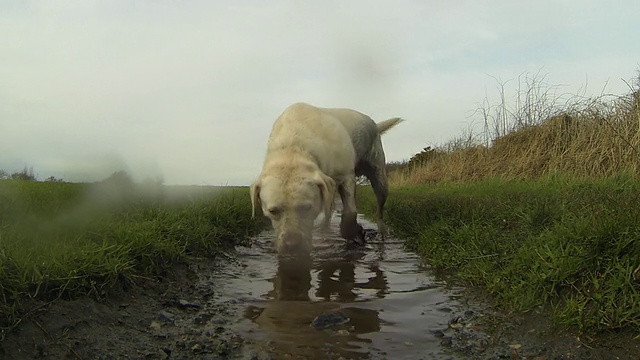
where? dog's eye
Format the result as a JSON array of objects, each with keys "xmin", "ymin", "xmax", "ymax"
[
  {"xmin": 296, "ymin": 203, "xmax": 313, "ymax": 214},
  {"xmin": 268, "ymin": 207, "xmax": 282, "ymax": 216}
]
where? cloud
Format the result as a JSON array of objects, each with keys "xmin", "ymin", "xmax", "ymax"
[{"xmin": 1, "ymin": 1, "xmax": 639, "ymax": 185}]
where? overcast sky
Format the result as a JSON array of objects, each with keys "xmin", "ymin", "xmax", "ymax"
[{"xmin": 1, "ymin": 1, "xmax": 639, "ymax": 185}]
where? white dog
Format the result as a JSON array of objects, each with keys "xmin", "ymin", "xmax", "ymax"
[{"xmin": 251, "ymin": 102, "xmax": 402, "ymax": 255}]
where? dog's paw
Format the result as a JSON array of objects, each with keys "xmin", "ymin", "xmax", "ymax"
[
  {"xmin": 362, "ymin": 228, "xmax": 379, "ymax": 242},
  {"xmin": 376, "ymin": 220, "xmax": 388, "ymax": 238},
  {"xmin": 351, "ymin": 223, "xmax": 366, "ymax": 246}
]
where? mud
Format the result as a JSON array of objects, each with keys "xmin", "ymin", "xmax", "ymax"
[{"xmin": 1, "ymin": 210, "xmax": 638, "ymax": 359}]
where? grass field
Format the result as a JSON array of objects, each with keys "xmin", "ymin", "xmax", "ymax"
[
  {"xmin": 0, "ymin": 179, "xmax": 264, "ymax": 332},
  {"xmin": 358, "ymin": 176, "xmax": 640, "ymax": 332}
]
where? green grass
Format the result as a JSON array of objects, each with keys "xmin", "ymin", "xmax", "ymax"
[
  {"xmin": 4, "ymin": 175, "xmax": 639, "ymax": 335},
  {"xmin": 0, "ymin": 180, "xmax": 264, "ymax": 332},
  {"xmin": 357, "ymin": 175, "xmax": 640, "ymax": 333}
]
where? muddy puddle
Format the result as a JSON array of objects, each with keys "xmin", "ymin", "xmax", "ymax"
[{"xmin": 207, "ymin": 209, "xmax": 470, "ymax": 360}]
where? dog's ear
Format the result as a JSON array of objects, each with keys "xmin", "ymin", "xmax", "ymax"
[
  {"xmin": 316, "ymin": 172, "xmax": 336, "ymax": 221},
  {"xmin": 250, "ymin": 179, "xmax": 261, "ymax": 219}
]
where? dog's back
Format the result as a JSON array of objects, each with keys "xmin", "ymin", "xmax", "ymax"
[
  {"xmin": 266, "ymin": 102, "xmax": 402, "ymax": 175},
  {"xmin": 317, "ymin": 105, "xmax": 402, "ymax": 162},
  {"xmin": 266, "ymin": 103, "xmax": 357, "ymax": 177}
]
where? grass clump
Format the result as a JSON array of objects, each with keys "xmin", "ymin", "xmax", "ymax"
[{"xmin": 0, "ymin": 180, "xmax": 263, "ymax": 334}]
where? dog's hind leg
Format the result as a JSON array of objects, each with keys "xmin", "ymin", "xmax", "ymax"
[
  {"xmin": 368, "ymin": 169, "xmax": 389, "ymax": 237},
  {"xmin": 356, "ymin": 168, "xmax": 388, "ymax": 237},
  {"xmin": 337, "ymin": 176, "xmax": 364, "ymax": 244},
  {"xmin": 365, "ymin": 139, "xmax": 390, "ymax": 237}
]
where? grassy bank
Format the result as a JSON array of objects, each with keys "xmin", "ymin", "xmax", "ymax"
[
  {"xmin": 390, "ymin": 72, "xmax": 640, "ymax": 185},
  {"xmin": 370, "ymin": 72, "xmax": 640, "ymax": 333},
  {"xmin": 358, "ymin": 176, "xmax": 640, "ymax": 332},
  {"xmin": 0, "ymin": 179, "xmax": 263, "ymax": 334}
]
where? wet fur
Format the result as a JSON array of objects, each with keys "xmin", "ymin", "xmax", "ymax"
[{"xmin": 251, "ymin": 102, "xmax": 402, "ymax": 254}]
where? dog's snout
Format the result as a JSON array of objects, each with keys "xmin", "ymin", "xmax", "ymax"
[{"xmin": 280, "ymin": 231, "xmax": 308, "ymax": 254}]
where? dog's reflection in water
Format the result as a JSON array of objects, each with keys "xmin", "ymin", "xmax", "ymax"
[
  {"xmin": 270, "ymin": 256, "xmax": 313, "ymax": 301},
  {"xmin": 244, "ymin": 252, "xmax": 388, "ymax": 358},
  {"xmin": 315, "ymin": 258, "xmax": 388, "ymax": 303}
]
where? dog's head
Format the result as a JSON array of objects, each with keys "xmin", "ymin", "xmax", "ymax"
[{"xmin": 251, "ymin": 163, "xmax": 335, "ymax": 256}]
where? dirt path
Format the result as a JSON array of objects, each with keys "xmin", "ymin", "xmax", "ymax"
[{"xmin": 1, "ymin": 212, "xmax": 638, "ymax": 359}]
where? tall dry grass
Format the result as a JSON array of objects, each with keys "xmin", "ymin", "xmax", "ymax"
[{"xmin": 392, "ymin": 71, "xmax": 640, "ymax": 185}]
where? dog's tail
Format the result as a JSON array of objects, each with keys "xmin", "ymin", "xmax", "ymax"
[{"xmin": 376, "ymin": 117, "xmax": 403, "ymax": 135}]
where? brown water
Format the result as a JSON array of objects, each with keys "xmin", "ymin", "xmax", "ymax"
[{"xmin": 211, "ymin": 208, "xmax": 469, "ymax": 360}]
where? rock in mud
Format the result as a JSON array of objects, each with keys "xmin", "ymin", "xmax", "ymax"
[
  {"xmin": 429, "ymin": 328, "xmax": 446, "ymax": 337},
  {"xmin": 177, "ymin": 299, "xmax": 202, "ymax": 309},
  {"xmin": 362, "ymin": 227, "xmax": 379, "ymax": 241},
  {"xmin": 158, "ymin": 309, "xmax": 176, "ymax": 323},
  {"xmin": 158, "ymin": 348, "xmax": 170, "ymax": 359},
  {"xmin": 311, "ymin": 311, "xmax": 350, "ymax": 330},
  {"xmin": 149, "ymin": 320, "xmax": 162, "ymax": 330}
]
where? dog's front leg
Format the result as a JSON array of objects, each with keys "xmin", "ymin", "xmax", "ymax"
[{"xmin": 338, "ymin": 177, "xmax": 365, "ymax": 244}]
